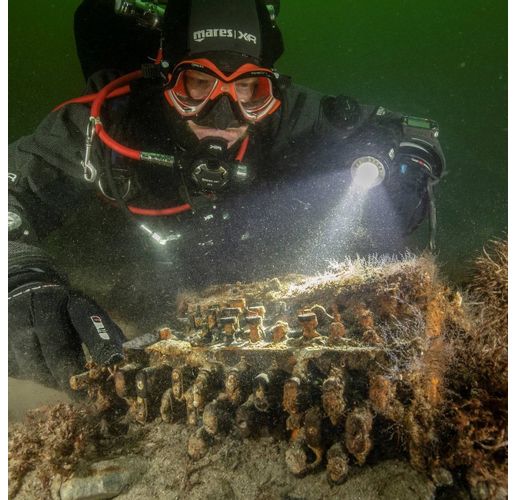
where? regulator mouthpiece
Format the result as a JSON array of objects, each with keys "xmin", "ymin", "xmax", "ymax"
[
  {"xmin": 190, "ymin": 138, "xmax": 230, "ymax": 192},
  {"xmin": 187, "ymin": 138, "xmax": 252, "ymax": 193},
  {"xmin": 351, "ymin": 156, "xmax": 387, "ymax": 189}
]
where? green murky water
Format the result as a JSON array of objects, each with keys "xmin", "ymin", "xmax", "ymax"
[{"xmin": 8, "ymin": 1, "xmax": 507, "ymax": 280}]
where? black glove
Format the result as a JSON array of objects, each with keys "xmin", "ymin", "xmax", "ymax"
[{"xmin": 8, "ymin": 242, "xmax": 126, "ymax": 393}]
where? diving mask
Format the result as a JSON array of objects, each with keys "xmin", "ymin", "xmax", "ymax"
[{"xmin": 165, "ymin": 58, "xmax": 281, "ymax": 123}]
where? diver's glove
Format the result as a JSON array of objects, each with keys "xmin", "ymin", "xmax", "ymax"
[{"xmin": 8, "ymin": 241, "xmax": 126, "ymax": 393}]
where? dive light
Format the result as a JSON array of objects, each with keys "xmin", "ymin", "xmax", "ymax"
[
  {"xmin": 349, "ymin": 142, "xmax": 395, "ymax": 190},
  {"xmin": 350, "ymin": 156, "xmax": 388, "ymax": 189},
  {"xmin": 346, "ymin": 108, "xmax": 399, "ymax": 190}
]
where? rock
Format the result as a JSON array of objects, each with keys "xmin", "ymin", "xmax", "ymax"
[
  {"xmin": 50, "ymin": 474, "xmax": 63, "ymax": 500},
  {"xmin": 60, "ymin": 457, "xmax": 147, "ymax": 500},
  {"xmin": 285, "ymin": 443, "xmax": 308, "ymax": 477},
  {"xmin": 431, "ymin": 467, "xmax": 453, "ymax": 487}
]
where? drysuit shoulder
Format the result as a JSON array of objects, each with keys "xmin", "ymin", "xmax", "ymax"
[
  {"xmin": 275, "ymin": 82, "xmax": 381, "ymax": 142},
  {"xmin": 320, "ymin": 94, "xmax": 363, "ymax": 130}
]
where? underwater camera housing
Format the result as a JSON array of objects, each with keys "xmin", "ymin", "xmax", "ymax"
[
  {"xmin": 398, "ymin": 116, "xmax": 443, "ymax": 180},
  {"xmin": 349, "ymin": 114, "xmax": 443, "ymax": 190}
]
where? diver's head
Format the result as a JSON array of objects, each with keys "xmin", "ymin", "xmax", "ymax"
[
  {"xmin": 162, "ymin": 0, "xmax": 283, "ymax": 71},
  {"xmin": 161, "ymin": 0, "xmax": 284, "ymax": 149}
]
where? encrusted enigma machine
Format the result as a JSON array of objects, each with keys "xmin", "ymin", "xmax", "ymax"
[{"xmin": 71, "ymin": 257, "xmax": 452, "ymax": 483}]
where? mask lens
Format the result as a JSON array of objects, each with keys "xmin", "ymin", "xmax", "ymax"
[
  {"xmin": 175, "ymin": 69, "xmax": 217, "ymax": 106},
  {"xmin": 236, "ymin": 76, "xmax": 274, "ymax": 111}
]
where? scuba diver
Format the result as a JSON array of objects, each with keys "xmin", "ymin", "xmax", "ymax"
[{"xmin": 8, "ymin": 0, "xmax": 445, "ymax": 392}]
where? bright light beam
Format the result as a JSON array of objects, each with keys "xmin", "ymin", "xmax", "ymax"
[{"xmin": 296, "ymin": 173, "xmax": 405, "ymax": 271}]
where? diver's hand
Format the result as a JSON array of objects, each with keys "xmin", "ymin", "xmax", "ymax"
[{"xmin": 8, "ymin": 284, "xmax": 125, "ymax": 393}]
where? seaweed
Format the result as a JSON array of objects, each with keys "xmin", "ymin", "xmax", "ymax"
[{"xmin": 8, "ymin": 403, "xmax": 102, "ymax": 498}]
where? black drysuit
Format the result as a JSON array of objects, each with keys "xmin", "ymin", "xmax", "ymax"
[{"xmin": 8, "ymin": 69, "xmax": 443, "ymax": 390}]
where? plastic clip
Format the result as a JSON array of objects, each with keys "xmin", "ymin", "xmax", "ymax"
[{"xmin": 81, "ymin": 117, "xmax": 99, "ymax": 183}]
